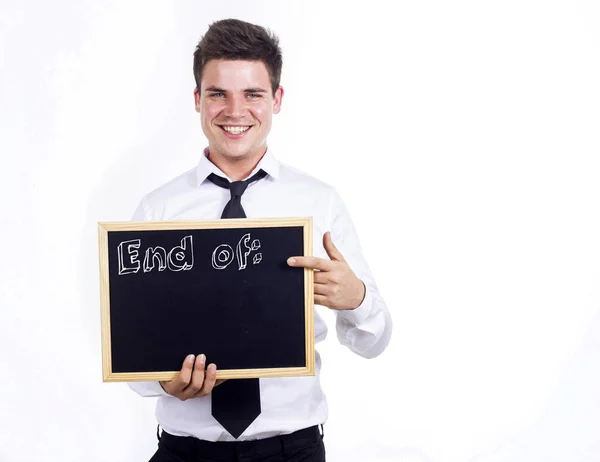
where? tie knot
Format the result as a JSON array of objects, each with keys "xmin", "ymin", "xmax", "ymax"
[
  {"xmin": 206, "ymin": 168, "xmax": 267, "ymax": 220},
  {"xmin": 229, "ymin": 180, "xmax": 249, "ymax": 197},
  {"xmin": 207, "ymin": 169, "xmax": 268, "ymax": 195}
]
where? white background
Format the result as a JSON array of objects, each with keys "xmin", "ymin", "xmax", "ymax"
[{"xmin": 1, "ymin": 1, "xmax": 600, "ymax": 461}]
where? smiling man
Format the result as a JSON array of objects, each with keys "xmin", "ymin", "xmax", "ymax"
[
  {"xmin": 128, "ymin": 18, "xmax": 392, "ymax": 462},
  {"xmin": 195, "ymin": 58, "xmax": 282, "ymax": 180}
]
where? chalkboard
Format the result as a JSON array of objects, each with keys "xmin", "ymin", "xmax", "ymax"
[{"xmin": 98, "ymin": 217, "xmax": 314, "ymax": 382}]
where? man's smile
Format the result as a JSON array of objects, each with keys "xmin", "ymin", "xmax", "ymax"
[{"xmin": 217, "ymin": 125, "xmax": 253, "ymax": 138}]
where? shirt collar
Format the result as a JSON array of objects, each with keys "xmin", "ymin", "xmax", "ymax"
[{"xmin": 195, "ymin": 147, "xmax": 280, "ymax": 186}]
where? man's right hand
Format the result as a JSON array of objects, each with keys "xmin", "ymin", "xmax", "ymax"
[{"xmin": 160, "ymin": 354, "xmax": 226, "ymax": 401}]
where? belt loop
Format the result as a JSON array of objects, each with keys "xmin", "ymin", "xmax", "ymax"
[
  {"xmin": 156, "ymin": 424, "xmax": 162, "ymax": 442},
  {"xmin": 278, "ymin": 434, "xmax": 287, "ymax": 457},
  {"xmin": 319, "ymin": 424, "xmax": 324, "ymax": 438}
]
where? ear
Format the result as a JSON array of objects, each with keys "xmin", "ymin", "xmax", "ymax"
[
  {"xmin": 193, "ymin": 87, "xmax": 201, "ymax": 113},
  {"xmin": 272, "ymin": 86, "xmax": 284, "ymax": 114}
]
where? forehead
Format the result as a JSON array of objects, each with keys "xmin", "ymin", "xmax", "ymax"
[{"xmin": 201, "ymin": 59, "xmax": 270, "ymax": 91}]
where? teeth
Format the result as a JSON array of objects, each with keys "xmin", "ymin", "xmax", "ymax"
[{"xmin": 222, "ymin": 126, "xmax": 250, "ymax": 134}]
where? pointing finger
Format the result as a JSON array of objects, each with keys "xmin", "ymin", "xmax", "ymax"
[{"xmin": 287, "ymin": 256, "xmax": 334, "ymax": 271}]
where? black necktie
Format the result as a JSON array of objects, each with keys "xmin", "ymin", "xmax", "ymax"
[
  {"xmin": 207, "ymin": 168, "xmax": 266, "ymax": 438},
  {"xmin": 208, "ymin": 169, "xmax": 267, "ymax": 219}
]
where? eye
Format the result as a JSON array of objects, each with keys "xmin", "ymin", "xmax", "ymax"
[
  {"xmin": 247, "ymin": 93, "xmax": 262, "ymax": 99},
  {"xmin": 210, "ymin": 92, "xmax": 225, "ymax": 98}
]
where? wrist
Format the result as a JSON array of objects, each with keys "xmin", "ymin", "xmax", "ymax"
[{"xmin": 349, "ymin": 280, "xmax": 366, "ymax": 310}]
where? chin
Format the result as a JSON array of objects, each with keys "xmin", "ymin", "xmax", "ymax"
[{"xmin": 218, "ymin": 146, "xmax": 251, "ymax": 159}]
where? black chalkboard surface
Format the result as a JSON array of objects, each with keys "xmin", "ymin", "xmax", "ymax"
[{"xmin": 98, "ymin": 217, "xmax": 314, "ymax": 382}]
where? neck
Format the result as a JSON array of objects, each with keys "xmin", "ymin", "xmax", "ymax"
[{"xmin": 207, "ymin": 147, "xmax": 267, "ymax": 181}]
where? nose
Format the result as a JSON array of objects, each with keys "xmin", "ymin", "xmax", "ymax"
[{"xmin": 224, "ymin": 94, "xmax": 246, "ymax": 119}]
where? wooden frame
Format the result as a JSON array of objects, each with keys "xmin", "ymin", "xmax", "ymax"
[{"xmin": 98, "ymin": 217, "xmax": 314, "ymax": 382}]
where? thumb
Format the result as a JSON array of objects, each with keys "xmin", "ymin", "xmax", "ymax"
[{"xmin": 323, "ymin": 232, "xmax": 345, "ymax": 262}]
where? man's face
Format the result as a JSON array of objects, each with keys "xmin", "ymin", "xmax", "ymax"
[{"xmin": 194, "ymin": 59, "xmax": 283, "ymax": 161}]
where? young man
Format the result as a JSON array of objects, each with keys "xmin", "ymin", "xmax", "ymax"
[{"xmin": 129, "ymin": 18, "xmax": 392, "ymax": 462}]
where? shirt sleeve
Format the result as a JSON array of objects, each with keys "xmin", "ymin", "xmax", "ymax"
[
  {"xmin": 126, "ymin": 196, "xmax": 170, "ymax": 398},
  {"xmin": 128, "ymin": 380, "xmax": 169, "ymax": 397},
  {"xmin": 327, "ymin": 188, "xmax": 393, "ymax": 359},
  {"xmin": 130, "ymin": 196, "xmax": 150, "ymax": 221}
]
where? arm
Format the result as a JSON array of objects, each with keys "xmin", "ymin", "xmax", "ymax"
[
  {"xmin": 128, "ymin": 381, "xmax": 169, "ymax": 397},
  {"xmin": 328, "ymin": 188, "xmax": 393, "ymax": 359},
  {"xmin": 288, "ymin": 189, "xmax": 393, "ymax": 358}
]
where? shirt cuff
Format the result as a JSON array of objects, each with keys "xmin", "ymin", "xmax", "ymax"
[
  {"xmin": 128, "ymin": 381, "xmax": 170, "ymax": 397},
  {"xmin": 338, "ymin": 287, "xmax": 373, "ymax": 325}
]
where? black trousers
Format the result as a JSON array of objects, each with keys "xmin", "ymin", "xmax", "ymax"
[{"xmin": 149, "ymin": 425, "xmax": 326, "ymax": 462}]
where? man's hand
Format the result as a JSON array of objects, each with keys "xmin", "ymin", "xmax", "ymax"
[
  {"xmin": 160, "ymin": 354, "xmax": 226, "ymax": 401},
  {"xmin": 287, "ymin": 231, "xmax": 366, "ymax": 311}
]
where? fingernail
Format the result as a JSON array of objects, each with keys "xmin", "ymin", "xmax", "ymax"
[
  {"xmin": 207, "ymin": 364, "xmax": 216, "ymax": 374},
  {"xmin": 287, "ymin": 258, "xmax": 296, "ymax": 266},
  {"xmin": 198, "ymin": 354, "xmax": 206, "ymax": 364},
  {"xmin": 186, "ymin": 354, "xmax": 195, "ymax": 364}
]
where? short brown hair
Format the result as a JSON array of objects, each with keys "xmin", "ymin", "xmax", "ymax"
[{"xmin": 193, "ymin": 19, "xmax": 283, "ymax": 96}]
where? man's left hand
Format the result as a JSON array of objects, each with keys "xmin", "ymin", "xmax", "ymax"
[{"xmin": 287, "ymin": 232, "xmax": 366, "ymax": 311}]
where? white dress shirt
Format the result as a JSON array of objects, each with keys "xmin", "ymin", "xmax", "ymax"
[{"xmin": 128, "ymin": 148, "xmax": 392, "ymax": 442}]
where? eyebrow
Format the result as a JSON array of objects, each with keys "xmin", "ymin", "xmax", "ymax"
[{"xmin": 204, "ymin": 86, "xmax": 268, "ymax": 93}]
